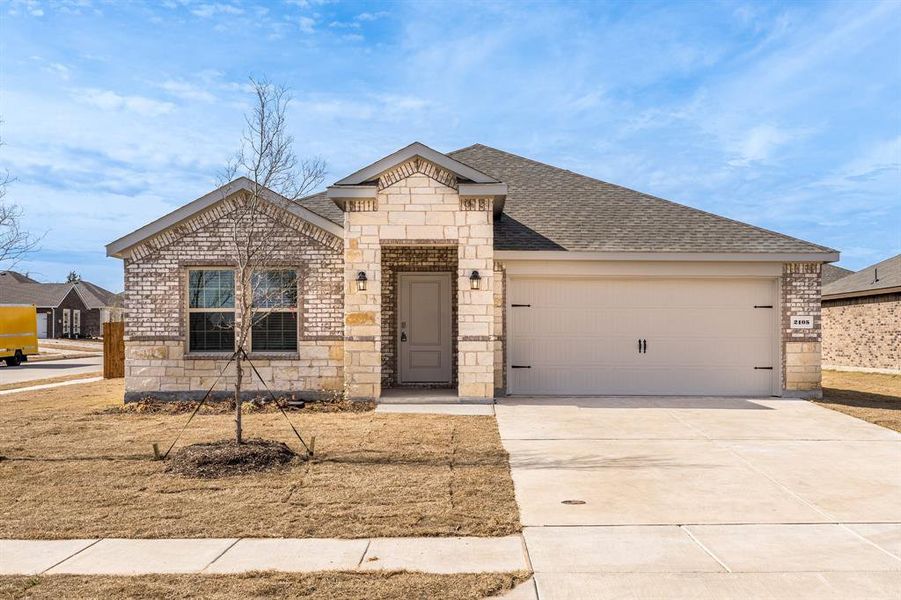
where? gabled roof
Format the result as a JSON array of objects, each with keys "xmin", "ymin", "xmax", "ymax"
[
  {"xmin": 446, "ymin": 144, "xmax": 837, "ymax": 257},
  {"xmin": 333, "ymin": 142, "xmax": 501, "ymax": 186},
  {"xmin": 106, "ymin": 177, "xmax": 343, "ymax": 258},
  {"xmin": 326, "ymin": 142, "xmax": 507, "ymax": 217},
  {"xmin": 121, "ymin": 143, "xmax": 840, "ymax": 260},
  {"xmin": 823, "ymin": 254, "xmax": 901, "ymax": 299},
  {"xmin": 0, "ymin": 270, "xmax": 38, "ymax": 283},
  {"xmin": 0, "ymin": 278, "xmax": 122, "ymax": 309},
  {"xmin": 0, "ymin": 282, "xmax": 74, "ymax": 307},
  {"xmin": 822, "ymin": 264, "xmax": 854, "ymax": 286},
  {"xmin": 75, "ymin": 281, "xmax": 122, "ymax": 309}
]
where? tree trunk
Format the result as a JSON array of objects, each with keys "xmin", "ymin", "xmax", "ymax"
[{"xmin": 235, "ymin": 356, "xmax": 243, "ymax": 444}]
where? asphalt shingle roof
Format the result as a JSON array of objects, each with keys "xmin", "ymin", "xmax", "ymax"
[
  {"xmin": 297, "ymin": 191, "xmax": 343, "ymax": 226},
  {"xmin": 0, "ymin": 270, "xmax": 38, "ymax": 284},
  {"xmin": 297, "ymin": 143, "xmax": 835, "ymax": 255},
  {"xmin": 0, "ymin": 282, "xmax": 74, "ymax": 307},
  {"xmin": 822, "ymin": 264, "xmax": 854, "ymax": 286},
  {"xmin": 448, "ymin": 145, "xmax": 836, "ymax": 254},
  {"xmin": 0, "ymin": 278, "xmax": 121, "ymax": 308},
  {"xmin": 822, "ymin": 254, "xmax": 901, "ymax": 297}
]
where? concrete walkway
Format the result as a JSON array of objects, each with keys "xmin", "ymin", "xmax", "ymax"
[
  {"xmin": 0, "ymin": 535, "xmax": 528, "ymax": 576},
  {"xmin": 0, "ymin": 376, "xmax": 103, "ymax": 396},
  {"xmin": 496, "ymin": 396, "xmax": 901, "ymax": 599}
]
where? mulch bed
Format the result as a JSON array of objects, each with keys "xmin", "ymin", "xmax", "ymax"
[
  {"xmin": 166, "ymin": 439, "xmax": 297, "ymax": 478},
  {"xmin": 101, "ymin": 398, "xmax": 375, "ymax": 415}
]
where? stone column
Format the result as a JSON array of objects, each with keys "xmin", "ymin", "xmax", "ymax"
[
  {"xmin": 343, "ymin": 201, "xmax": 383, "ymax": 400},
  {"xmin": 457, "ymin": 198, "xmax": 495, "ymax": 400}
]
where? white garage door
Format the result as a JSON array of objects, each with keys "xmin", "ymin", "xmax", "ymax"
[{"xmin": 508, "ymin": 277, "xmax": 778, "ymax": 396}]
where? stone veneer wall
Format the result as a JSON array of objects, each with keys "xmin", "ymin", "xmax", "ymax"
[
  {"xmin": 343, "ymin": 159, "xmax": 495, "ymax": 401},
  {"xmin": 122, "ymin": 193, "xmax": 344, "ymax": 401},
  {"xmin": 781, "ymin": 262, "xmax": 822, "ymax": 397},
  {"xmin": 822, "ymin": 293, "xmax": 900, "ymax": 373},
  {"xmin": 380, "ymin": 245, "xmax": 458, "ymax": 387}
]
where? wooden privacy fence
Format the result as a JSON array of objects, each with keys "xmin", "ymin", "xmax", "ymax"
[{"xmin": 103, "ymin": 321, "xmax": 125, "ymax": 379}]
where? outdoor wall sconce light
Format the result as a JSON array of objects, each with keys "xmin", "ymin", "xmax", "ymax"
[
  {"xmin": 356, "ymin": 271, "xmax": 368, "ymax": 292},
  {"xmin": 469, "ymin": 270, "xmax": 482, "ymax": 290}
]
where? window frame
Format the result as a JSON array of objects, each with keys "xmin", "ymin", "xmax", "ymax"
[
  {"xmin": 249, "ymin": 268, "xmax": 300, "ymax": 355},
  {"xmin": 185, "ymin": 267, "xmax": 237, "ymax": 355}
]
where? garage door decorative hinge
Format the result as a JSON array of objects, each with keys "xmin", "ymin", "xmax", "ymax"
[
  {"xmin": 511, "ymin": 304, "xmax": 531, "ymax": 307},
  {"xmin": 754, "ymin": 366, "xmax": 774, "ymax": 370},
  {"xmin": 511, "ymin": 365, "xmax": 531, "ymax": 369},
  {"xmin": 753, "ymin": 305, "xmax": 774, "ymax": 309}
]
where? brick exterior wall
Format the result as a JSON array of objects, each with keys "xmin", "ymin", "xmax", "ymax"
[
  {"xmin": 781, "ymin": 262, "xmax": 822, "ymax": 397},
  {"xmin": 52, "ymin": 288, "xmax": 96, "ymax": 338},
  {"xmin": 380, "ymin": 245, "xmax": 458, "ymax": 387},
  {"xmin": 342, "ymin": 159, "xmax": 495, "ymax": 401},
  {"xmin": 822, "ymin": 293, "xmax": 900, "ymax": 373},
  {"xmin": 121, "ymin": 192, "xmax": 344, "ymax": 402}
]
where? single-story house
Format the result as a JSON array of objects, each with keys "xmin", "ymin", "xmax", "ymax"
[
  {"xmin": 822, "ymin": 254, "xmax": 900, "ymax": 374},
  {"xmin": 0, "ymin": 271, "xmax": 124, "ymax": 338},
  {"xmin": 107, "ymin": 143, "xmax": 839, "ymax": 402}
]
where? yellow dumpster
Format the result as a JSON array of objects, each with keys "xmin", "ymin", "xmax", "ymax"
[{"xmin": 0, "ymin": 304, "xmax": 39, "ymax": 366}]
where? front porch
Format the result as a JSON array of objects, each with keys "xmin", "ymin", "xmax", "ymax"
[{"xmin": 331, "ymin": 150, "xmax": 505, "ymax": 402}]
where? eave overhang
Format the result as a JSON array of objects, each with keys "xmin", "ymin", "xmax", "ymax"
[
  {"xmin": 494, "ymin": 250, "xmax": 842, "ymax": 263},
  {"xmin": 328, "ymin": 142, "xmax": 507, "ymax": 217},
  {"xmin": 106, "ymin": 177, "xmax": 344, "ymax": 259},
  {"xmin": 823, "ymin": 285, "xmax": 901, "ymax": 301}
]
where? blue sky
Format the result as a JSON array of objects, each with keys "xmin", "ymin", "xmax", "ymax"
[{"xmin": 1, "ymin": 0, "xmax": 899, "ymax": 291}]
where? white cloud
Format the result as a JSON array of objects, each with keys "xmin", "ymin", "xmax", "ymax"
[
  {"xmin": 190, "ymin": 3, "xmax": 243, "ymax": 18},
  {"xmin": 297, "ymin": 15, "xmax": 315, "ymax": 33},
  {"xmin": 29, "ymin": 56, "xmax": 72, "ymax": 80},
  {"xmin": 728, "ymin": 124, "xmax": 798, "ymax": 166},
  {"xmin": 356, "ymin": 11, "xmax": 388, "ymax": 22},
  {"xmin": 72, "ymin": 88, "xmax": 176, "ymax": 116},
  {"xmin": 160, "ymin": 80, "xmax": 217, "ymax": 103}
]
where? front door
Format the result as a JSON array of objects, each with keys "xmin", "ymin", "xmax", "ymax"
[{"xmin": 398, "ymin": 273, "xmax": 452, "ymax": 383}]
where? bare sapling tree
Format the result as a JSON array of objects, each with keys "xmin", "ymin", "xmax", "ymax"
[
  {"xmin": 0, "ymin": 122, "xmax": 41, "ymax": 269},
  {"xmin": 218, "ymin": 78, "xmax": 326, "ymax": 444}
]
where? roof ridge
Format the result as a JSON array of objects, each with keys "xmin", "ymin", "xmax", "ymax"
[{"xmin": 450, "ymin": 144, "xmax": 837, "ymax": 255}]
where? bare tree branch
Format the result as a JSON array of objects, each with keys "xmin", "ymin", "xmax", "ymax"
[
  {"xmin": 215, "ymin": 78, "xmax": 327, "ymax": 444},
  {"xmin": 0, "ymin": 121, "xmax": 42, "ymax": 269}
]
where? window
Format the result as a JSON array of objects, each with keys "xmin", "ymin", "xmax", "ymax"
[
  {"xmin": 251, "ymin": 269, "xmax": 298, "ymax": 352},
  {"xmin": 188, "ymin": 269, "xmax": 235, "ymax": 352}
]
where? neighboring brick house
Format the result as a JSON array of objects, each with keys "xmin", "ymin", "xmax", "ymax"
[
  {"xmin": 822, "ymin": 254, "xmax": 901, "ymax": 374},
  {"xmin": 107, "ymin": 142, "xmax": 839, "ymax": 402},
  {"xmin": 0, "ymin": 271, "xmax": 124, "ymax": 338}
]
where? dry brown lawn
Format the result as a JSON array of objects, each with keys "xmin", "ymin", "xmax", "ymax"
[
  {"xmin": 0, "ymin": 571, "xmax": 530, "ymax": 600},
  {"xmin": 0, "ymin": 380, "xmax": 520, "ymax": 539},
  {"xmin": 817, "ymin": 370, "xmax": 901, "ymax": 432}
]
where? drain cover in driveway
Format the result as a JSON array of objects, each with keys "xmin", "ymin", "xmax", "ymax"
[{"xmin": 561, "ymin": 499, "xmax": 586, "ymax": 505}]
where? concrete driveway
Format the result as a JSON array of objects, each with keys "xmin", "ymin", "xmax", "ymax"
[{"xmin": 496, "ymin": 397, "xmax": 901, "ymax": 599}]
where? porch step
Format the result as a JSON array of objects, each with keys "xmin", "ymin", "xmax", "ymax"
[{"xmin": 378, "ymin": 388, "xmax": 494, "ymax": 405}]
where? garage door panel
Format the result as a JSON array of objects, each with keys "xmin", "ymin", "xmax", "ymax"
[{"xmin": 509, "ymin": 277, "xmax": 777, "ymax": 396}]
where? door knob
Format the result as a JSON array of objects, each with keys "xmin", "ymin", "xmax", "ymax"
[{"xmin": 401, "ymin": 331, "xmax": 407, "ymax": 342}]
